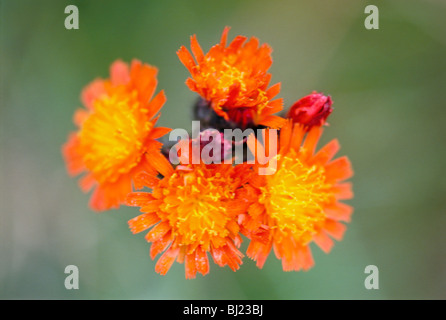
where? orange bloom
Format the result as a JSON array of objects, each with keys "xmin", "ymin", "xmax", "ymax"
[
  {"xmin": 177, "ymin": 27, "xmax": 285, "ymax": 129},
  {"xmin": 240, "ymin": 121, "xmax": 354, "ymax": 271},
  {"xmin": 62, "ymin": 60, "xmax": 171, "ymax": 211},
  {"xmin": 126, "ymin": 160, "xmax": 250, "ymax": 279}
]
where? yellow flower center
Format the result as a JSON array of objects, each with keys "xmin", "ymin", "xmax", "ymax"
[
  {"xmin": 198, "ymin": 56, "xmax": 247, "ymax": 96},
  {"xmin": 260, "ymin": 150, "xmax": 333, "ymax": 245},
  {"xmin": 198, "ymin": 55, "xmax": 268, "ymax": 107},
  {"xmin": 218, "ymin": 59, "xmax": 247, "ymax": 92},
  {"xmin": 159, "ymin": 167, "xmax": 236, "ymax": 247},
  {"xmin": 79, "ymin": 91, "xmax": 152, "ymax": 183}
]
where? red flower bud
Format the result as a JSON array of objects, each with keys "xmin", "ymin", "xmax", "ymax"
[{"xmin": 287, "ymin": 91, "xmax": 333, "ymax": 130}]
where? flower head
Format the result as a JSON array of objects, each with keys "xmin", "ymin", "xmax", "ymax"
[
  {"xmin": 287, "ymin": 91, "xmax": 333, "ymax": 130},
  {"xmin": 240, "ymin": 121, "xmax": 353, "ymax": 271},
  {"xmin": 62, "ymin": 60, "xmax": 171, "ymax": 211},
  {"xmin": 177, "ymin": 27, "xmax": 285, "ymax": 129},
  {"xmin": 126, "ymin": 159, "xmax": 251, "ymax": 279}
]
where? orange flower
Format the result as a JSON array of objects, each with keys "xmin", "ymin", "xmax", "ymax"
[
  {"xmin": 177, "ymin": 27, "xmax": 285, "ymax": 129},
  {"xmin": 126, "ymin": 159, "xmax": 250, "ymax": 279},
  {"xmin": 240, "ymin": 121, "xmax": 354, "ymax": 271},
  {"xmin": 62, "ymin": 60, "xmax": 171, "ymax": 211}
]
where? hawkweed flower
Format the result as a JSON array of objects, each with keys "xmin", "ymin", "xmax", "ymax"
[
  {"xmin": 287, "ymin": 91, "xmax": 333, "ymax": 130},
  {"xmin": 240, "ymin": 121, "xmax": 353, "ymax": 271},
  {"xmin": 126, "ymin": 157, "xmax": 251, "ymax": 279},
  {"xmin": 62, "ymin": 60, "xmax": 171, "ymax": 211},
  {"xmin": 177, "ymin": 27, "xmax": 285, "ymax": 129}
]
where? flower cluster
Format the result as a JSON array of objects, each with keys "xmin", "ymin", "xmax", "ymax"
[{"xmin": 63, "ymin": 27, "xmax": 353, "ymax": 278}]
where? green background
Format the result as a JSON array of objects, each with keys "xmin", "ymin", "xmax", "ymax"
[{"xmin": 1, "ymin": 0, "xmax": 445, "ymax": 299}]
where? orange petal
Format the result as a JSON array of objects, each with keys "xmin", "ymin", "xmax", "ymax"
[
  {"xmin": 259, "ymin": 115, "xmax": 286, "ymax": 129},
  {"xmin": 211, "ymin": 243, "xmax": 243, "ymax": 271},
  {"xmin": 279, "ymin": 243, "xmax": 314, "ymax": 272},
  {"xmin": 88, "ymin": 178, "xmax": 131, "ymax": 211},
  {"xmin": 279, "ymin": 120, "xmax": 293, "ymax": 151},
  {"xmin": 313, "ymin": 231, "xmax": 334, "ymax": 253},
  {"xmin": 177, "ymin": 46, "xmax": 196, "ymax": 74},
  {"xmin": 234, "ymin": 234, "xmax": 242, "ymax": 248},
  {"xmin": 244, "ymin": 36, "xmax": 260, "ymax": 52},
  {"xmin": 146, "ymin": 90, "xmax": 166, "ymax": 120},
  {"xmin": 246, "ymin": 239, "xmax": 271, "ymax": 269},
  {"xmin": 303, "ymin": 126, "xmax": 322, "ymax": 156},
  {"xmin": 73, "ymin": 108, "xmax": 89, "ymax": 127},
  {"xmin": 176, "ymin": 246, "xmax": 186, "ymax": 264},
  {"xmin": 332, "ymin": 182, "xmax": 354, "ymax": 200},
  {"xmin": 311, "ymin": 139, "xmax": 340, "ymax": 165},
  {"xmin": 145, "ymin": 148, "xmax": 174, "ymax": 178},
  {"xmin": 81, "ymin": 79, "xmax": 106, "ymax": 110},
  {"xmin": 210, "ymin": 246, "xmax": 224, "ymax": 267},
  {"xmin": 185, "ymin": 78, "xmax": 197, "ymax": 92},
  {"xmin": 190, "ymin": 35, "xmax": 205, "ymax": 63},
  {"xmin": 185, "ymin": 252, "xmax": 198, "ymax": 279},
  {"xmin": 220, "ymin": 26, "xmax": 230, "ymax": 47},
  {"xmin": 145, "ymin": 221, "xmax": 170, "ymax": 242},
  {"xmin": 133, "ymin": 172, "xmax": 159, "ymax": 190},
  {"xmin": 228, "ymin": 35, "xmax": 247, "ymax": 53},
  {"xmin": 262, "ymin": 73, "xmax": 272, "ymax": 88},
  {"xmin": 298, "ymin": 245, "xmax": 314, "ymax": 271},
  {"xmin": 224, "ymin": 244, "xmax": 244, "ymax": 271},
  {"xmin": 88, "ymin": 186, "xmax": 118, "ymax": 211},
  {"xmin": 250, "ymin": 226, "xmax": 270, "ymax": 245},
  {"xmin": 248, "ymin": 202, "xmax": 264, "ymax": 218},
  {"xmin": 125, "ymin": 192, "xmax": 154, "ymax": 207},
  {"xmin": 128, "ymin": 212, "xmax": 159, "ymax": 234},
  {"xmin": 263, "ymin": 98, "xmax": 284, "ymax": 115},
  {"xmin": 79, "ymin": 173, "xmax": 95, "ymax": 192},
  {"xmin": 325, "ymin": 156, "xmax": 354, "ymax": 183},
  {"xmin": 130, "ymin": 60, "xmax": 158, "ymax": 104},
  {"xmin": 226, "ymin": 199, "xmax": 249, "ymax": 216},
  {"xmin": 323, "ymin": 219, "xmax": 346, "ymax": 241},
  {"xmin": 195, "ymin": 247, "xmax": 210, "ymax": 276},
  {"xmin": 62, "ymin": 133, "xmax": 85, "ymax": 176},
  {"xmin": 150, "ymin": 231, "xmax": 172, "ymax": 259},
  {"xmin": 290, "ymin": 123, "xmax": 306, "ymax": 151},
  {"xmin": 138, "ymin": 159, "xmax": 159, "ymax": 178},
  {"xmin": 140, "ymin": 201, "xmax": 164, "ymax": 213},
  {"xmin": 148, "ymin": 126, "xmax": 172, "ymax": 140},
  {"xmin": 325, "ymin": 202, "xmax": 353, "ymax": 222},
  {"xmin": 155, "ymin": 246, "xmax": 179, "ymax": 276},
  {"xmin": 224, "ymin": 221, "xmax": 239, "ymax": 240},
  {"xmin": 110, "ymin": 59, "xmax": 130, "ymax": 86},
  {"xmin": 266, "ymin": 83, "xmax": 281, "ymax": 99}
]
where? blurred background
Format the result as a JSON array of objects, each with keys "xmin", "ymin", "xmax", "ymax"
[{"xmin": 1, "ymin": 0, "xmax": 445, "ymax": 299}]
